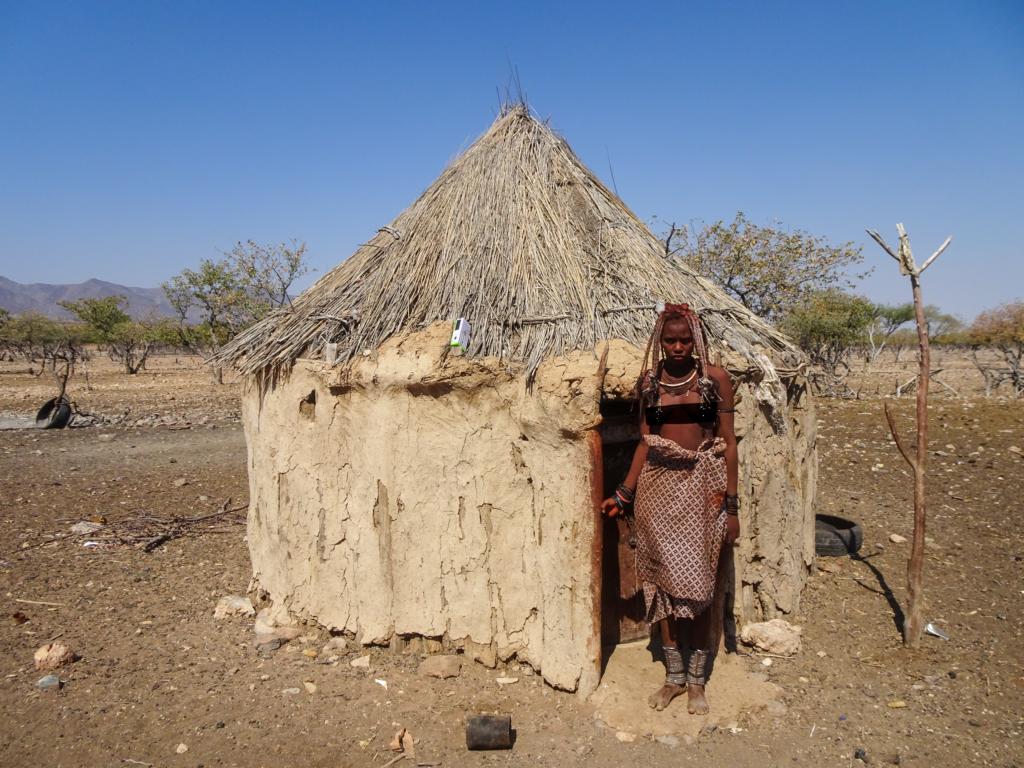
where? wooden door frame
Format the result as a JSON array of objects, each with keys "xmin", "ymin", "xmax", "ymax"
[{"xmin": 587, "ymin": 428, "xmax": 604, "ymax": 687}]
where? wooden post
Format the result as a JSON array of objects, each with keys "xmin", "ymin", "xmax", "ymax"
[
  {"xmin": 586, "ymin": 343, "xmax": 610, "ymax": 690},
  {"xmin": 587, "ymin": 429, "xmax": 605, "ymax": 686},
  {"xmin": 866, "ymin": 224, "xmax": 952, "ymax": 648}
]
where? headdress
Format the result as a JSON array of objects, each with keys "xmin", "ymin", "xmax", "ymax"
[{"xmin": 637, "ymin": 302, "xmax": 716, "ymax": 405}]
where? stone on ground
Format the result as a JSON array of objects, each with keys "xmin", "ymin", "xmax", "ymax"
[
  {"xmin": 766, "ymin": 699, "xmax": 788, "ymax": 717},
  {"xmin": 417, "ymin": 655, "xmax": 462, "ymax": 679},
  {"xmin": 740, "ymin": 618, "xmax": 803, "ymax": 656},
  {"xmin": 321, "ymin": 637, "xmax": 348, "ymax": 655},
  {"xmin": 34, "ymin": 642, "xmax": 75, "ymax": 671},
  {"xmin": 36, "ymin": 674, "xmax": 62, "ymax": 692},
  {"xmin": 214, "ymin": 595, "xmax": 255, "ymax": 619},
  {"xmin": 256, "ymin": 637, "xmax": 285, "ymax": 657},
  {"xmin": 70, "ymin": 521, "xmax": 103, "ymax": 535},
  {"xmin": 252, "ymin": 605, "xmax": 302, "ymax": 647}
]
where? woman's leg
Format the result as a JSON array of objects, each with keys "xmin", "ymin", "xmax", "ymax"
[
  {"xmin": 647, "ymin": 618, "xmax": 686, "ymax": 710},
  {"xmin": 683, "ymin": 607, "xmax": 714, "ymax": 714}
]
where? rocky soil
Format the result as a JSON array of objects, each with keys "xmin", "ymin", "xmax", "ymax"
[{"xmin": 0, "ymin": 357, "xmax": 1021, "ymax": 767}]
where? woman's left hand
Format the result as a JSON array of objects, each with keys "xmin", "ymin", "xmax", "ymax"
[{"xmin": 725, "ymin": 514, "xmax": 740, "ymax": 545}]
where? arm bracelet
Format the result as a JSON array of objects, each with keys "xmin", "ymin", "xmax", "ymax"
[{"xmin": 615, "ymin": 483, "xmax": 636, "ymax": 504}]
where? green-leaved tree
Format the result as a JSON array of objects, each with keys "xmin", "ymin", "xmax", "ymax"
[
  {"xmin": 163, "ymin": 240, "xmax": 310, "ymax": 382},
  {"xmin": 59, "ymin": 295, "xmax": 157, "ymax": 374},
  {"xmin": 781, "ymin": 289, "xmax": 875, "ymax": 395},
  {"xmin": 0, "ymin": 311, "xmax": 87, "ymax": 395},
  {"xmin": 664, "ymin": 212, "xmax": 867, "ymax": 322}
]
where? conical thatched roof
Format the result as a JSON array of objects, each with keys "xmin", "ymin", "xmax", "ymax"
[{"xmin": 212, "ymin": 106, "xmax": 797, "ymax": 380}]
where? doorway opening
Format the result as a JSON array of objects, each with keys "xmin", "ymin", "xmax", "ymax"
[{"xmin": 599, "ymin": 397, "xmax": 647, "ymax": 656}]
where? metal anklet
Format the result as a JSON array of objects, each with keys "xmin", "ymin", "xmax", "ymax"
[
  {"xmin": 663, "ymin": 644, "xmax": 687, "ymax": 686},
  {"xmin": 687, "ymin": 648, "xmax": 710, "ymax": 686}
]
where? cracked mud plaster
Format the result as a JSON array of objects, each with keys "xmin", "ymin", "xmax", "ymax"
[
  {"xmin": 242, "ymin": 325, "xmax": 602, "ymax": 692},
  {"xmin": 240, "ymin": 324, "xmax": 816, "ymax": 694}
]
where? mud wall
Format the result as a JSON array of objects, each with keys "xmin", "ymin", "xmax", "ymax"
[
  {"xmin": 242, "ymin": 325, "xmax": 605, "ymax": 693},
  {"xmin": 730, "ymin": 376, "xmax": 816, "ymax": 622},
  {"xmin": 242, "ymin": 327, "xmax": 816, "ymax": 696}
]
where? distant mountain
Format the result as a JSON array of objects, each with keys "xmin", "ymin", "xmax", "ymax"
[{"xmin": 0, "ymin": 276, "xmax": 179, "ymax": 319}]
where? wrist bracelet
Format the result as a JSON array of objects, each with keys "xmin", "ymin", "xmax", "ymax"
[{"xmin": 615, "ymin": 483, "xmax": 635, "ymax": 508}]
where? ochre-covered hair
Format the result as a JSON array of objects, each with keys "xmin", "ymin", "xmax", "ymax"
[{"xmin": 636, "ymin": 303, "xmax": 716, "ymax": 406}]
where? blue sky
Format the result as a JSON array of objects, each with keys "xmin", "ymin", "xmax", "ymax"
[{"xmin": 1, "ymin": 1, "xmax": 1021, "ymax": 320}]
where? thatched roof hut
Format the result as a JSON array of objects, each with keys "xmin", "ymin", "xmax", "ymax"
[{"xmin": 216, "ymin": 106, "xmax": 816, "ymax": 696}]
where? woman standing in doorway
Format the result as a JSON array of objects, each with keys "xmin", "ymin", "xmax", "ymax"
[{"xmin": 602, "ymin": 303, "xmax": 740, "ymax": 714}]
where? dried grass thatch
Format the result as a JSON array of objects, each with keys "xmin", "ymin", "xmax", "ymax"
[{"xmin": 211, "ymin": 105, "xmax": 799, "ymax": 382}]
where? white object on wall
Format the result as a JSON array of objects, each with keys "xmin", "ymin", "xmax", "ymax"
[{"xmin": 450, "ymin": 318, "xmax": 471, "ymax": 349}]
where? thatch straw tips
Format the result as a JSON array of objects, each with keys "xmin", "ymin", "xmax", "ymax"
[{"xmin": 210, "ymin": 106, "xmax": 797, "ymax": 381}]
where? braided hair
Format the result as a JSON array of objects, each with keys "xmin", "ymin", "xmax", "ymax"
[{"xmin": 636, "ymin": 303, "xmax": 717, "ymax": 410}]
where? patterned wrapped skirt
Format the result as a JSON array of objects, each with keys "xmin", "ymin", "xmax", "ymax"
[{"xmin": 634, "ymin": 434, "xmax": 728, "ymax": 623}]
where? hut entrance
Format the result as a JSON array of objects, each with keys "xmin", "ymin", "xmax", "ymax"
[{"xmin": 599, "ymin": 398, "xmax": 647, "ymax": 649}]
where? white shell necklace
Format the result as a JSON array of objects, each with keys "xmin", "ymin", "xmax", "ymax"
[{"xmin": 658, "ymin": 368, "xmax": 698, "ymax": 390}]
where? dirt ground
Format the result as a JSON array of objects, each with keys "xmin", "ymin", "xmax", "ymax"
[{"xmin": 1, "ymin": 355, "xmax": 1021, "ymax": 767}]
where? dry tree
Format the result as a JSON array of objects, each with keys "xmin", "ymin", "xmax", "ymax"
[{"xmin": 866, "ymin": 224, "xmax": 952, "ymax": 648}]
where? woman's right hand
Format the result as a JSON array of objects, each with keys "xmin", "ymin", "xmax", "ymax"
[{"xmin": 601, "ymin": 497, "xmax": 622, "ymax": 517}]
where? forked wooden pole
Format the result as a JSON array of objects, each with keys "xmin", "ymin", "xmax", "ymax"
[{"xmin": 866, "ymin": 224, "xmax": 952, "ymax": 648}]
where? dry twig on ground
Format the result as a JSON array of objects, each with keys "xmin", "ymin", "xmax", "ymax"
[{"xmin": 71, "ymin": 498, "xmax": 247, "ymax": 551}]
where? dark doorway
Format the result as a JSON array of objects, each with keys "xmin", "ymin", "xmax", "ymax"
[{"xmin": 599, "ymin": 398, "xmax": 647, "ymax": 650}]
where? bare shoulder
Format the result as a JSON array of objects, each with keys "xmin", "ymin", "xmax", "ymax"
[
  {"xmin": 705, "ymin": 365, "xmax": 732, "ymax": 387},
  {"xmin": 705, "ymin": 365, "xmax": 735, "ymax": 403}
]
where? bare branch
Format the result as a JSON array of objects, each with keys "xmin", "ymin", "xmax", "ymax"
[
  {"xmin": 933, "ymin": 375, "xmax": 961, "ymax": 398},
  {"xmin": 883, "ymin": 401, "xmax": 917, "ymax": 471},
  {"xmin": 663, "ymin": 222, "xmax": 677, "ymax": 257},
  {"xmin": 865, "ymin": 229, "xmax": 900, "ymax": 262},
  {"xmin": 918, "ymin": 236, "xmax": 953, "ymax": 274}
]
